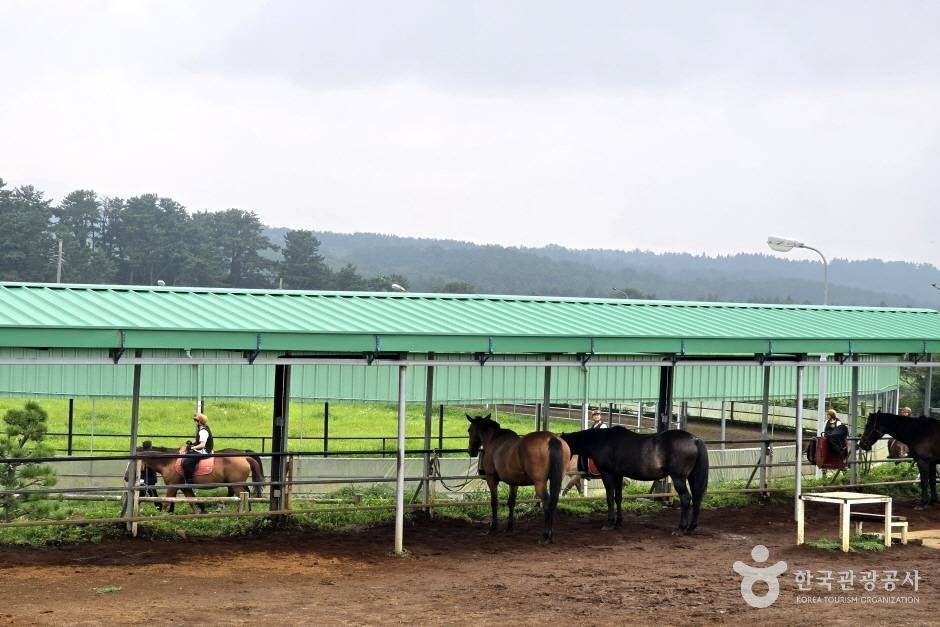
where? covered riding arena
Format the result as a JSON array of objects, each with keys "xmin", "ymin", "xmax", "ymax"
[{"xmin": 1, "ymin": 282, "xmax": 939, "ymax": 623}]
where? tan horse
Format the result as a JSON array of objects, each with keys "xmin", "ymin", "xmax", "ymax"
[
  {"xmin": 136, "ymin": 441, "xmax": 264, "ymax": 513},
  {"xmin": 467, "ymin": 414, "xmax": 571, "ymax": 544}
]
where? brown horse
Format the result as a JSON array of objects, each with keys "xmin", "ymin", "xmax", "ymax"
[
  {"xmin": 135, "ymin": 441, "xmax": 264, "ymax": 513},
  {"xmin": 467, "ymin": 414, "xmax": 571, "ymax": 544}
]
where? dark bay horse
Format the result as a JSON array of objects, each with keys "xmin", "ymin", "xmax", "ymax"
[
  {"xmin": 135, "ymin": 442, "xmax": 264, "ymax": 513},
  {"xmin": 467, "ymin": 414, "xmax": 571, "ymax": 544},
  {"xmin": 561, "ymin": 426, "xmax": 709, "ymax": 534},
  {"xmin": 859, "ymin": 411, "xmax": 940, "ymax": 506}
]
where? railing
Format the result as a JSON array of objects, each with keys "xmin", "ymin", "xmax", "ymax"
[{"xmin": 48, "ymin": 432, "xmax": 469, "ymax": 456}]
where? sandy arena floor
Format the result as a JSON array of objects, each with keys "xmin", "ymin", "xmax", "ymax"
[{"xmin": 0, "ymin": 499, "xmax": 937, "ymax": 625}]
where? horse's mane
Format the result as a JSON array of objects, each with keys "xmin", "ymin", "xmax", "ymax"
[{"xmin": 138, "ymin": 441, "xmax": 179, "ymax": 453}]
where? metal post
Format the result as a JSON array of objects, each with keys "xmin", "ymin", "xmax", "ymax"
[
  {"xmin": 850, "ymin": 359, "xmax": 859, "ymax": 484},
  {"xmin": 795, "ymin": 364, "xmax": 805, "ymax": 521},
  {"xmin": 536, "ymin": 402, "xmax": 542, "ymax": 432},
  {"xmin": 195, "ymin": 364, "xmax": 202, "ymax": 415},
  {"xmin": 580, "ymin": 366, "xmax": 589, "ymax": 431},
  {"xmin": 125, "ymin": 350, "xmax": 143, "ymax": 535},
  {"xmin": 760, "ymin": 366, "xmax": 770, "ymax": 496},
  {"xmin": 656, "ymin": 364, "xmax": 674, "ymax": 433},
  {"xmin": 395, "ymin": 364, "xmax": 408, "ymax": 554},
  {"xmin": 67, "ymin": 398, "xmax": 74, "ymax": 456},
  {"xmin": 654, "ymin": 364, "xmax": 674, "ymax": 493},
  {"xmin": 815, "ymin": 355, "xmax": 827, "ymax": 479},
  {"xmin": 269, "ymin": 364, "xmax": 291, "ymax": 515},
  {"xmin": 542, "ymin": 363, "xmax": 552, "ymax": 432},
  {"xmin": 423, "ymin": 358, "xmax": 435, "ymax": 512},
  {"xmin": 926, "ymin": 367, "xmax": 934, "ymax": 417},
  {"xmin": 323, "ymin": 402, "xmax": 329, "ymax": 458},
  {"xmin": 636, "ymin": 400, "xmax": 643, "ymax": 429},
  {"xmin": 719, "ymin": 401, "xmax": 726, "ymax": 450},
  {"xmin": 438, "ymin": 404, "xmax": 444, "ymax": 451}
]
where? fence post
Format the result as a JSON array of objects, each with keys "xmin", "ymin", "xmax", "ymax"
[
  {"xmin": 438, "ymin": 404, "xmax": 444, "ymax": 451},
  {"xmin": 67, "ymin": 398, "xmax": 74, "ymax": 456},
  {"xmin": 536, "ymin": 403, "xmax": 542, "ymax": 431},
  {"xmin": 323, "ymin": 402, "xmax": 329, "ymax": 458}
]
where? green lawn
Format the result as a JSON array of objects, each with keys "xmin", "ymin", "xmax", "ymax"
[{"xmin": 0, "ymin": 397, "xmax": 555, "ymax": 456}]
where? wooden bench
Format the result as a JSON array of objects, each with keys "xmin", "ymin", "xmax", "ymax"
[{"xmin": 850, "ymin": 512, "xmax": 909, "ymax": 545}]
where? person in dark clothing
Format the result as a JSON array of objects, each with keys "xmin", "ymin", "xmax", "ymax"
[
  {"xmin": 823, "ymin": 409, "xmax": 848, "ymax": 457},
  {"xmin": 181, "ymin": 413, "xmax": 213, "ymax": 487}
]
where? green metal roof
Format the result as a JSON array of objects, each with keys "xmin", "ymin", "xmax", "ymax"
[{"xmin": 0, "ymin": 282, "xmax": 939, "ymax": 355}]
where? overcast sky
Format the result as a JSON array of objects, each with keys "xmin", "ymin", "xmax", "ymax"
[{"xmin": 2, "ymin": 1, "xmax": 939, "ymax": 266}]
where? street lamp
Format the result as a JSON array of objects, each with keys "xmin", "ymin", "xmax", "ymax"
[{"xmin": 767, "ymin": 236, "xmax": 829, "ymax": 305}]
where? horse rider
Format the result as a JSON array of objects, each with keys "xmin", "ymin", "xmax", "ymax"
[
  {"xmin": 823, "ymin": 409, "xmax": 848, "ymax": 457},
  {"xmin": 590, "ymin": 409, "xmax": 608, "ymax": 429},
  {"xmin": 182, "ymin": 413, "xmax": 214, "ymax": 487},
  {"xmin": 900, "ymin": 406, "xmax": 913, "ymax": 417}
]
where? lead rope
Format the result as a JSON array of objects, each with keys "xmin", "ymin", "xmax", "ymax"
[{"xmin": 432, "ymin": 450, "xmax": 480, "ymax": 493}]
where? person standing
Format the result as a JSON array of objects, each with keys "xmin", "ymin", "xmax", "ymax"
[{"xmin": 590, "ymin": 409, "xmax": 609, "ymax": 429}]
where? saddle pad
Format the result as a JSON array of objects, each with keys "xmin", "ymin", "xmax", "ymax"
[
  {"xmin": 172, "ymin": 447, "xmax": 215, "ymax": 476},
  {"xmin": 587, "ymin": 457, "xmax": 601, "ymax": 477},
  {"xmin": 814, "ymin": 436, "xmax": 848, "ymax": 470}
]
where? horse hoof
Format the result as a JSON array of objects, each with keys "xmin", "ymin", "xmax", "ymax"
[
  {"xmin": 671, "ymin": 528, "xmax": 683, "ymax": 536},
  {"xmin": 601, "ymin": 524, "xmax": 616, "ymax": 531}
]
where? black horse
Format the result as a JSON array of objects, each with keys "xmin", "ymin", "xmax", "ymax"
[
  {"xmin": 858, "ymin": 411, "xmax": 940, "ymax": 506},
  {"xmin": 561, "ymin": 426, "xmax": 709, "ymax": 534}
]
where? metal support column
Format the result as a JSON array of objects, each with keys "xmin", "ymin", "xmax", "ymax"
[
  {"xmin": 395, "ymin": 364, "xmax": 408, "ymax": 554},
  {"xmin": 542, "ymin": 362, "xmax": 552, "ymax": 432},
  {"xmin": 422, "ymin": 356, "xmax": 435, "ymax": 513},
  {"xmin": 759, "ymin": 366, "xmax": 770, "ymax": 496},
  {"xmin": 794, "ymin": 364, "xmax": 805, "ymax": 521},
  {"xmin": 124, "ymin": 349, "xmax": 143, "ymax": 535},
  {"xmin": 926, "ymin": 367, "xmax": 934, "ymax": 417},
  {"xmin": 654, "ymin": 364, "xmax": 675, "ymax": 493},
  {"xmin": 719, "ymin": 401, "xmax": 726, "ymax": 450},
  {"xmin": 656, "ymin": 364, "xmax": 674, "ymax": 433},
  {"xmin": 580, "ymin": 366, "xmax": 589, "ymax": 430},
  {"xmin": 269, "ymin": 364, "xmax": 291, "ymax": 515},
  {"xmin": 849, "ymin": 359, "xmax": 859, "ymax": 484}
]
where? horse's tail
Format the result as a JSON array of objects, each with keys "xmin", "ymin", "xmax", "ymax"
[
  {"xmin": 690, "ymin": 438, "xmax": 709, "ymax": 506},
  {"xmin": 245, "ymin": 454, "xmax": 265, "ymax": 498},
  {"xmin": 548, "ymin": 437, "xmax": 564, "ymax": 513}
]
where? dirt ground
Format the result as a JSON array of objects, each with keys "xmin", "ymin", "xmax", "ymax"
[{"xmin": 1, "ymin": 500, "xmax": 937, "ymax": 626}]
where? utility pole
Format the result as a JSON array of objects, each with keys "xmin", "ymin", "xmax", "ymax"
[{"xmin": 55, "ymin": 239, "xmax": 64, "ymax": 283}]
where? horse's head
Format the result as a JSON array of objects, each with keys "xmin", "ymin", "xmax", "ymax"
[
  {"xmin": 466, "ymin": 413, "xmax": 498, "ymax": 456},
  {"xmin": 858, "ymin": 412, "xmax": 887, "ymax": 451}
]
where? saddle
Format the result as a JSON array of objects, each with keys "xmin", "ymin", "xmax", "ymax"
[
  {"xmin": 577, "ymin": 455, "xmax": 602, "ymax": 477},
  {"xmin": 806, "ymin": 436, "xmax": 848, "ymax": 470},
  {"xmin": 172, "ymin": 446, "xmax": 215, "ymax": 477}
]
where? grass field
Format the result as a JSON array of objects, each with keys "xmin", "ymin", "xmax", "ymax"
[{"xmin": 0, "ymin": 397, "xmax": 554, "ymax": 456}]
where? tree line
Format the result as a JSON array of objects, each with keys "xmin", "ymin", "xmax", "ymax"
[{"xmin": 0, "ymin": 178, "xmax": 406, "ymax": 290}]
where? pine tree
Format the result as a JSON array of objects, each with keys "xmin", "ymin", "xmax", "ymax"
[{"xmin": 0, "ymin": 402, "xmax": 60, "ymax": 522}]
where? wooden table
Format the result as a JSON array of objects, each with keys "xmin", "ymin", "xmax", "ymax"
[{"xmin": 797, "ymin": 491, "xmax": 892, "ymax": 552}]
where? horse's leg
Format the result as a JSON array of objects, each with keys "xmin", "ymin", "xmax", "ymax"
[
  {"xmin": 182, "ymin": 487, "xmax": 205, "ymax": 514},
  {"xmin": 533, "ymin": 478, "xmax": 552, "ymax": 544},
  {"xmin": 671, "ymin": 474, "xmax": 692, "ymax": 534},
  {"xmin": 613, "ymin": 474, "xmax": 625, "ymax": 529},
  {"xmin": 486, "ymin": 476, "xmax": 499, "ymax": 534},
  {"xmin": 506, "ymin": 485, "xmax": 518, "ymax": 532},
  {"xmin": 600, "ymin": 472, "xmax": 616, "ymax": 531},
  {"xmin": 931, "ymin": 463, "xmax": 939, "ymax": 504},
  {"xmin": 916, "ymin": 459, "xmax": 932, "ymax": 506},
  {"xmin": 165, "ymin": 486, "xmax": 177, "ymax": 514}
]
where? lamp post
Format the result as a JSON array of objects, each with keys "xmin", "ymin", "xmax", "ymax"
[{"xmin": 767, "ymin": 236, "xmax": 829, "ymax": 305}]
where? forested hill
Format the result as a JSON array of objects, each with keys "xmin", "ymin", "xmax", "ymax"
[{"xmin": 267, "ymin": 229, "xmax": 940, "ymax": 307}]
